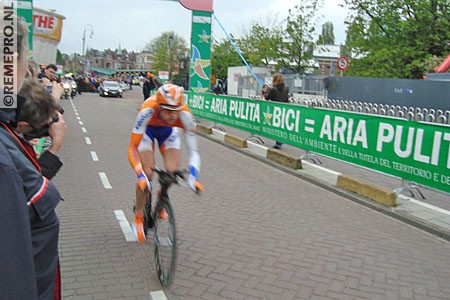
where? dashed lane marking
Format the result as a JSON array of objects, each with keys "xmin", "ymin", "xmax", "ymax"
[
  {"xmin": 81, "ymin": 127, "xmax": 87, "ymax": 133},
  {"xmin": 150, "ymin": 290, "xmax": 168, "ymax": 300},
  {"xmin": 99, "ymin": 172, "xmax": 112, "ymax": 189},
  {"xmin": 85, "ymin": 137, "xmax": 92, "ymax": 145},
  {"xmin": 79, "ymin": 121, "xmax": 84, "ymax": 125},
  {"xmin": 90, "ymin": 151, "xmax": 99, "ymax": 161},
  {"xmin": 114, "ymin": 210, "xmax": 136, "ymax": 242}
]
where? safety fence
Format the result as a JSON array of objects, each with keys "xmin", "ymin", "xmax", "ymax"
[
  {"xmin": 236, "ymin": 74, "xmax": 326, "ymax": 98},
  {"xmin": 185, "ymin": 91, "xmax": 450, "ymax": 194},
  {"xmin": 290, "ymin": 98, "xmax": 450, "ymax": 125}
]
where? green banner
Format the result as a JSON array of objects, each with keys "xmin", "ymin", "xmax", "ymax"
[
  {"xmin": 185, "ymin": 92, "xmax": 450, "ymax": 193},
  {"xmin": 189, "ymin": 10, "xmax": 211, "ymax": 93}
]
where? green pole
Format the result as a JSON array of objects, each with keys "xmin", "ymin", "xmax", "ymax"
[{"xmin": 17, "ymin": 0, "xmax": 33, "ymax": 59}]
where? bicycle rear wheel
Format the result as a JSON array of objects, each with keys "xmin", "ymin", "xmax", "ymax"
[
  {"xmin": 153, "ymin": 198, "xmax": 177, "ymax": 287},
  {"xmin": 143, "ymin": 190, "xmax": 153, "ymax": 236}
]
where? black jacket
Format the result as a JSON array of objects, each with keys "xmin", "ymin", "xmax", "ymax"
[
  {"xmin": 264, "ymin": 83, "xmax": 289, "ymax": 103},
  {"xmin": 142, "ymin": 80, "xmax": 154, "ymax": 100}
]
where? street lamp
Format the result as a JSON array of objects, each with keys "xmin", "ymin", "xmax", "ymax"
[
  {"xmin": 82, "ymin": 24, "xmax": 94, "ymax": 57},
  {"xmin": 167, "ymin": 33, "xmax": 174, "ymax": 80}
]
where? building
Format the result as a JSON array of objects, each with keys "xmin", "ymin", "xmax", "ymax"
[
  {"xmin": 313, "ymin": 45, "xmax": 341, "ymax": 76},
  {"xmin": 136, "ymin": 50, "xmax": 155, "ymax": 70}
]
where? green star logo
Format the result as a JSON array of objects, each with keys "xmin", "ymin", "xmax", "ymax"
[{"xmin": 263, "ymin": 106, "xmax": 272, "ymax": 125}]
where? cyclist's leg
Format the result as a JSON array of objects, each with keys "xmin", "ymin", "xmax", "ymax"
[
  {"xmin": 134, "ymin": 128, "xmax": 155, "ymax": 242},
  {"xmin": 136, "ymin": 128, "xmax": 156, "ymax": 213},
  {"xmin": 135, "ymin": 149, "xmax": 154, "ymax": 213},
  {"xmin": 160, "ymin": 128, "xmax": 181, "ymax": 173}
]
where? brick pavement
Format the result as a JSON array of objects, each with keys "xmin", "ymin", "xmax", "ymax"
[{"xmin": 53, "ymin": 89, "xmax": 450, "ymax": 300}]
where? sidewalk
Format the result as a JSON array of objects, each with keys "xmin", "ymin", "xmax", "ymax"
[{"xmin": 195, "ymin": 120, "xmax": 450, "ymax": 241}]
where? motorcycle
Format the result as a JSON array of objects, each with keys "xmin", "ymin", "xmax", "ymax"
[
  {"xmin": 62, "ymin": 82, "xmax": 71, "ymax": 99},
  {"xmin": 70, "ymin": 81, "xmax": 77, "ymax": 98}
]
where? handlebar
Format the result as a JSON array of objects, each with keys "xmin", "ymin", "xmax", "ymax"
[
  {"xmin": 152, "ymin": 166, "xmax": 203, "ymax": 193},
  {"xmin": 152, "ymin": 166, "xmax": 187, "ymax": 187}
]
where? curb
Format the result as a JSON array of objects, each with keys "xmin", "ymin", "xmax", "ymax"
[{"xmin": 195, "ymin": 125, "xmax": 450, "ymax": 241}]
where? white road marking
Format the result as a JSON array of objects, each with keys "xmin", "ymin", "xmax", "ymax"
[
  {"xmin": 99, "ymin": 172, "xmax": 112, "ymax": 189},
  {"xmin": 79, "ymin": 121, "xmax": 84, "ymax": 125},
  {"xmin": 85, "ymin": 137, "xmax": 92, "ymax": 145},
  {"xmin": 150, "ymin": 290, "xmax": 168, "ymax": 300},
  {"xmin": 81, "ymin": 127, "xmax": 87, "ymax": 133},
  {"xmin": 77, "ymin": 116, "xmax": 81, "ymax": 120},
  {"xmin": 114, "ymin": 210, "xmax": 136, "ymax": 242},
  {"xmin": 90, "ymin": 151, "xmax": 99, "ymax": 161}
]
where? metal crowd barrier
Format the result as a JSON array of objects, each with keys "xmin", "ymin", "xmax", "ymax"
[{"xmin": 287, "ymin": 97, "xmax": 450, "ymax": 125}]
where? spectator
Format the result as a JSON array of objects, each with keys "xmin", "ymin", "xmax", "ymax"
[
  {"xmin": 27, "ymin": 60, "xmax": 41, "ymax": 80},
  {"xmin": 16, "ymin": 79, "xmax": 67, "ymax": 179},
  {"xmin": 149, "ymin": 71, "xmax": 162, "ymax": 90},
  {"xmin": 0, "ymin": 9, "xmax": 63, "ymax": 299},
  {"xmin": 264, "ymin": 73, "xmax": 289, "ymax": 149},
  {"xmin": 39, "ymin": 64, "xmax": 58, "ymax": 82},
  {"xmin": 76, "ymin": 75, "xmax": 85, "ymax": 94},
  {"xmin": 142, "ymin": 76, "xmax": 155, "ymax": 100},
  {"xmin": 28, "ymin": 60, "xmax": 64, "ymax": 102},
  {"xmin": 261, "ymin": 84, "xmax": 269, "ymax": 98},
  {"xmin": 0, "ymin": 8, "xmax": 38, "ymax": 299}
]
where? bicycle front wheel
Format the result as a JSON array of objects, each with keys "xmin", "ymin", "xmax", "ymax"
[{"xmin": 153, "ymin": 199, "xmax": 177, "ymax": 287}]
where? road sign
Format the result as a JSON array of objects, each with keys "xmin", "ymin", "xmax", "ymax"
[{"xmin": 337, "ymin": 56, "xmax": 349, "ymax": 71}]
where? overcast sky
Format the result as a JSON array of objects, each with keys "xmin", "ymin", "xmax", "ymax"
[{"xmin": 34, "ymin": 0, "xmax": 350, "ymax": 54}]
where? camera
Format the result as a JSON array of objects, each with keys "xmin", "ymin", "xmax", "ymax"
[
  {"xmin": 23, "ymin": 109, "xmax": 64, "ymax": 140},
  {"xmin": 50, "ymin": 113, "xmax": 59, "ymax": 124}
]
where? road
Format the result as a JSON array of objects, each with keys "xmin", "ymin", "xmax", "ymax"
[{"xmin": 54, "ymin": 88, "xmax": 450, "ymax": 299}]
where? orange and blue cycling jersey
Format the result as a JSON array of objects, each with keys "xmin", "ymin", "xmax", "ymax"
[{"xmin": 127, "ymin": 94, "xmax": 201, "ymax": 179}]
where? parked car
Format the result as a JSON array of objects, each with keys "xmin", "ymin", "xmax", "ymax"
[
  {"xmin": 98, "ymin": 80, "xmax": 123, "ymax": 98},
  {"xmin": 119, "ymin": 81, "xmax": 129, "ymax": 91}
]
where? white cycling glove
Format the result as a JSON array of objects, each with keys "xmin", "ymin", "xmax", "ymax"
[{"xmin": 187, "ymin": 165, "xmax": 200, "ymax": 192}]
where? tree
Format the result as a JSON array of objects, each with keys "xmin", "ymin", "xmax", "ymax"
[
  {"xmin": 56, "ymin": 49, "xmax": 64, "ymax": 65},
  {"xmin": 317, "ymin": 21, "xmax": 335, "ymax": 45},
  {"xmin": 145, "ymin": 31, "xmax": 188, "ymax": 79},
  {"xmin": 343, "ymin": 0, "xmax": 450, "ymax": 79},
  {"xmin": 278, "ymin": 0, "xmax": 322, "ymax": 73},
  {"xmin": 239, "ymin": 17, "xmax": 284, "ymax": 67},
  {"xmin": 210, "ymin": 37, "xmax": 242, "ymax": 79}
]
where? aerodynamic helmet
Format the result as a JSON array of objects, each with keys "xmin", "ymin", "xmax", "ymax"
[{"xmin": 156, "ymin": 84, "xmax": 184, "ymax": 111}]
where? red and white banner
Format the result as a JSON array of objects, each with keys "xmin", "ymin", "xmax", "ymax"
[{"xmin": 33, "ymin": 9, "xmax": 64, "ymax": 42}]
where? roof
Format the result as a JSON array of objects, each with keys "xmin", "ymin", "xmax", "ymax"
[
  {"xmin": 88, "ymin": 67, "xmax": 116, "ymax": 76},
  {"xmin": 313, "ymin": 45, "xmax": 341, "ymax": 59}
]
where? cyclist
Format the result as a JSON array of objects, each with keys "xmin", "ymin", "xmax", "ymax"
[{"xmin": 128, "ymin": 83, "xmax": 202, "ymax": 242}]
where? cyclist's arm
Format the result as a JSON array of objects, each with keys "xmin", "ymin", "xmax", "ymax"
[
  {"xmin": 128, "ymin": 107, "xmax": 154, "ymax": 179},
  {"xmin": 179, "ymin": 110, "xmax": 201, "ymax": 173}
]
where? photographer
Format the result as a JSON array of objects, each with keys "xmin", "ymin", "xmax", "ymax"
[
  {"xmin": 36, "ymin": 63, "xmax": 64, "ymax": 101},
  {"xmin": 16, "ymin": 79, "xmax": 67, "ymax": 179},
  {"xmin": 39, "ymin": 64, "xmax": 58, "ymax": 82}
]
